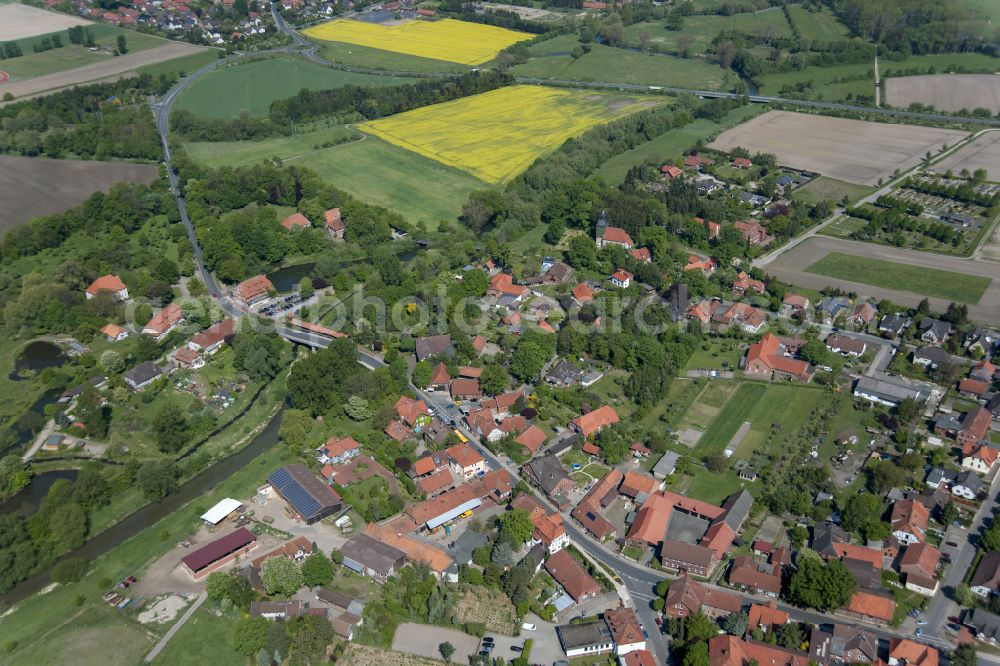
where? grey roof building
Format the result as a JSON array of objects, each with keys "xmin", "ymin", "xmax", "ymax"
[
  {"xmin": 878, "ymin": 314, "xmax": 911, "ymax": 336},
  {"xmin": 340, "ymin": 533, "xmax": 406, "ymax": 583},
  {"xmin": 719, "ymin": 489, "xmax": 753, "ymax": 532},
  {"xmin": 124, "ymin": 361, "xmax": 163, "ymax": 390},
  {"xmin": 854, "ymin": 375, "xmax": 931, "ymax": 407},
  {"xmin": 812, "ymin": 521, "xmax": 850, "ymax": 558},
  {"xmin": 965, "ymin": 608, "xmax": 1000, "ymax": 643},
  {"xmin": 652, "ymin": 451, "xmax": 680, "ymax": 479},
  {"xmin": 414, "ymin": 334, "xmax": 453, "ymax": 361},
  {"xmin": 556, "ymin": 619, "xmax": 614, "ymax": 656},
  {"xmin": 919, "ymin": 317, "xmax": 952, "ymax": 343},
  {"xmin": 523, "ymin": 454, "xmax": 573, "ymax": 497}
]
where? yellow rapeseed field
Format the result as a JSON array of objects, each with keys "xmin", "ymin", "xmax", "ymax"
[
  {"xmin": 302, "ymin": 18, "xmax": 531, "ymax": 66},
  {"xmin": 358, "ymin": 86, "xmax": 656, "ymax": 184}
]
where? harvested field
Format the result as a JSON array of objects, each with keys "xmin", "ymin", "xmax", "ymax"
[
  {"xmin": 304, "ymin": 17, "xmax": 531, "ymax": 66},
  {"xmin": 708, "ymin": 110, "xmax": 967, "ymax": 185},
  {"xmin": 0, "ymin": 41, "xmax": 206, "ymax": 100},
  {"xmin": 885, "ymin": 74, "xmax": 1000, "ymax": 114},
  {"xmin": 358, "ymin": 85, "xmax": 657, "ymax": 183},
  {"xmin": 0, "ymin": 4, "xmax": 90, "ymax": 41},
  {"xmin": 934, "ymin": 131, "xmax": 1000, "ymax": 181},
  {"xmin": 763, "ymin": 236, "xmax": 1000, "ymax": 322},
  {"xmin": 0, "ymin": 155, "xmax": 159, "ymax": 230}
]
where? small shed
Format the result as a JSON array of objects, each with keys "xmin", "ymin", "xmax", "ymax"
[{"xmin": 200, "ymin": 498, "xmax": 243, "ymax": 525}]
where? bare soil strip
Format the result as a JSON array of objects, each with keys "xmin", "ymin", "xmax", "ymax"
[{"xmin": 0, "ymin": 42, "xmax": 206, "ymax": 100}]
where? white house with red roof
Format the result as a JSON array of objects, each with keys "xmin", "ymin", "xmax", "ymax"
[
  {"xmin": 610, "ymin": 269, "xmax": 633, "ymax": 289},
  {"xmin": 86, "ymin": 275, "xmax": 129, "ymax": 301}
]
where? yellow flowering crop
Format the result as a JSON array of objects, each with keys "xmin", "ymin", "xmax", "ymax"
[
  {"xmin": 302, "ymin": 18, "xmax": 531, "ymax": 66},
  {"xmin": 358, "ymin": 85, "xmax": 656, "ymax": 184}
]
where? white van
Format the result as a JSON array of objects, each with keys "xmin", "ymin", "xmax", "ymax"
[{"xmin": 521, "ymin": 623, "xmax": 536, "ymax": 631}]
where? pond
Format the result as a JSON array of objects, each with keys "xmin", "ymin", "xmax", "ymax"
[
  {"xmin": 0, "ymin": 469, "xmax": 79, "ymax": 517},
  {"xmin": 11, "ymin": 340, "xmax": 66, "ymax": 380},
  {"xmin": 0, "ymin": 410, "xmax": 284, "ymax": 605},
  {"xmin": 267, "ymin": 263, "xmax": 315, "ymax": 293}
]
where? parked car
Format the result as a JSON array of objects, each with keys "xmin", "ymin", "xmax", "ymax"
[{"xmin": 522, "ymin": 623, "xmax": 536, "ymax": 631}]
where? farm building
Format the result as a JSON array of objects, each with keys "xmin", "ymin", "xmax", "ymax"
[
  {"xmin": 267, "ymin": 464, "xmax": 343, "ymax": 524},
  {"xmin": 181, "ymin": 527, "xmax": 258, "ymax": 578},
  {"xmin": 200, "ymin": 498, "xmax": 243, "ymax": 525}
]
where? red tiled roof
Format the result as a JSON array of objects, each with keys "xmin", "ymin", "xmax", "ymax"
[
  {"xmin": 710, "ymin": 635, "xmax": 808, "ymax": 666},
  {"xmin": 571, "ymin": 405, "xmax": 620, "ymax": 437},
  {"xmin": 748, "ymin": 600, "xmax": 789, "ymax": 628},
  {"xmin": 889, "ymin": 640, "xmax": 939, "ymax": 666},
  {"xmin": 611, "ymin": 269, "xmax": 633, "ymax": 283},
  {"xmin": 620, "ymin": 470, "xmax": 658, "ymax": 498},
  {"xmin": 450, "ymin": 378, "xmax": 481, "ymax": 398},
  {"xmin": 446, "ymin": 443, "xmax": 483, "ymax": 469},
  {"xmin": 582, "ymin": 442, "xmax": 601, "ymax": 456},
  {"xmin": 845, "ymin": 590, "xmax": 895, "ymax": 622},
  {"xmin": 959, "ymin": 378, "xmax": 989, "ymax": 396},
  {"xmin": 602, "ymin": 226, "xmax": 634, "ymax": 246},
  {"xmin": 891, "ymin": 499, "xmax": 929, "ymax": 542},
  {"xmin": 144, "ymin": 302, "xmax": 183, "ymax": 336},
  {"xmin": 627, "ymin": 493, "xmax": 672, "ymax": 545},
  {"xmin": 321, "ymin": 436, "xmax": 360, "ymax": 458},
  {"xmin": 622, "ymin": 650, "xmax": 656, "ymax": 666},
  {"xmin": 281, "ymin": 212, "xmax": 311, "ymax": 230},
  {"xmin": 572, "ymin": 283, "xmax": 594, "ymax": 303},
  {"xmin": 831, "ymin": 542, "xmax": 883, "ymax": 569},
  {"xmin": 418, "ymin": 469, "xmax": 453, "ymax": 495},
  {"xmin": 745, "ymin": 334, "xmax": 811, "ymax": 380},
  {"xmin": 430, "ymin": 362, "xmax": 450, "ymax": 385},
  {"xmin": 101, "ymin": 323, "xmax": 126, "ymax": 338},
  {"xmin": 384, "ymin": 421, "xmax": 413, "ymax": 442},
  {"xmin": 630, "ymin": 247, "xmax": 652, "ymax": 262},
  {"xmin": 661, "ymin": 165, "xmax": 683, "ymax": 178},
  {"xmin": 175, "ymin": 347, "xmax": 200, "ymax": 365},
  {"xmin": 605, "ymin": 607, "xmax": 644, "ymax": 646},
  {"xmin": 545, "ymin": 549, "xmax": 600, "ymax": 601},
  {"xmin": 234, "ymin": 275, "xmax": 274, "ymax": 303},
  {"xmin": 191, "ymin": 318, "xmax": 235, "ymax": 350},
  {"xmin": 900, "ymin": 542, "xmax": 940, "ymax": 578},
  {"xmin": 324, "ymin": 208, "xmax": 343, "ymax": 231},
  {"xmin": 459, "ymin": 366, "xmax": 482, "ymax": 378},
  {"xmin": 86, "ymin": 274, "xmax": 127, "ymax": 296},
  {"xmin": 515, "ymin": 425, "xmax": 547, "ymax": 454},
  {"xmin": 394, "ymin": 395, "xmax": 429, "ymax": 426}
]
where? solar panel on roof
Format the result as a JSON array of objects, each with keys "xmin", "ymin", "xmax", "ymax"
[{"xmin": 268, "ymin": 466, "xmax": 326, "ymax": 520}]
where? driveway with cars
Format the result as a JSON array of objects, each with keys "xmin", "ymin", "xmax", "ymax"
[
  {"xmin": 391, "ymin": 623, "xmax": 480, "ymax": 663},
  {"xmin": 480, "ymin": 614, "xmax": 563, "ymax": 666}
]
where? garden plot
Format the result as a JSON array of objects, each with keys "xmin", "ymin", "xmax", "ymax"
[{"xmin": 709, "ymin": 110, "xmax": 967, "ymax": 185}]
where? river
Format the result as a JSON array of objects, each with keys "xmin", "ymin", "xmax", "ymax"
[
  {"xmin": 0, "ymin": 410, "xmax": 283, "ymax": 605},
  {"xmin": 0, "ymin": 469, "xmax": 79, "ymax": 517}
]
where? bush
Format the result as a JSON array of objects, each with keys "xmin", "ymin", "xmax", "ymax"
[
  {"xmin": 52, "ymin": 557, "xmax": 89, "ymax": 584},
  {"xmin": 463, "ymin": 622, "xmax": 486, "ymax": 637}
]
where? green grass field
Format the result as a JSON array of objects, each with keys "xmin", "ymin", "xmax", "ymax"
[
  {"xmin": 818, "ymin": 216, "xmax": 868, "ymax": 238},
  {"xmin": 1, "ymin": 23, "xmax": 167, "ymax": 80},
  {"xmin": 786, "ymin": 4, "xmax": 850, "ymax": 41},
  {"xmin": 805, "ymin": 251, "xmax": 992, "ymax": 303},
  {"xmin": 176, "ymin": 56, "xmax": 411, "ymax": 118},
  {"xmin": 691, "ymin": 382, "xmax": 826, "ymax": 458},
  {"xmin": 137, "ymin": 48, "xmax": 219, "ymax": 79},
  {"xmin": 315, "ymin": 39, "xmax": 468, "ymax": 73},
  {"xmin": 792, "ymin": 176, "xmax": 875, "ymax": 206},
  {"xmin": 623, "ymin": 8, "xmax": 792, "ymax": 55},
  {"xmin": 596, "ymin": 104, "xmax": 762, "ymax": 185},
  {"xmin": 151, "ymin": 604, "xmax": 246, "ymax": 666},
  {"xmin": 184, "ymin": 127, "xmax": 489, "ymax": 226},
  {"xmin": 964, "ymin": 0, "xmax": 1000, "ymax": 22},
  {"xmin": 512, "ymin": 42, "xmax": 733, "ymax": 91},
  {"xmin": 760, "ymin": 52, "xmax": 1000, "ymax": 101}
]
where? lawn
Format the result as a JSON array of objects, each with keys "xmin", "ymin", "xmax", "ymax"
[
  {"xmin": 596, "ymin": 104, "xmax": 762, "ymax": 185},
  {"xmin": 175, "ymin": 56, "xmax": 411, "ymax": 118},
  {"xmin": 1, "ymin": 23, "xmax": 167, "ymax": 80},
  {"xmin": 673, "ymin": 465, "xmax": 758, "ymax": 504},
  {"xmin": 151, "ymin": 604, "xmax": 246, "ymax": 666},
  {"xmin": 137, "ymin": 48, "xmax": 219, "ymax": 79},
  {"xmin": 315, "ymin": 39, "xmax": 468, "ymax": 73},
  {"xmin": 818, "ymin": 216, "xmax": 868, "ymax": 238},
  {"xmin": 623, "ymin": 8, "xmax": 792, "ymax": 55},
  {"xmin": 694, "ymin": 382, "xmax": 767, "ymax": 456},
  {"xmin": 805, "ymin": 251, "xmax": 992, "ymax": 303},
  {"xmin": 792, "ymin": 176, "xmax": 876, "ymax": 207},
  {"xmin": 304, "ymin": 18, "xmax": 532, "ymax": 66},
  {"xmin": 358, "ymin": 85, "xmax": 658, "ymax": 184},
  {"xmin": 683, "ymin": 338, "xmax": 744, "ymax": 372},
  {"xmin": 964, "ymin": 0, "xmax": 1000, "ymax": 22},
  {"xmin": 185, "ymin": 129, "xmax": 486, "ymax": 226},
  {"xmin": 513, "ymin": 43, "xmax": 733, "ymax": 91},
  {"xmin": 785, "ymin": 4, "xmax": 850, "ymax": 41},
  {"xmin": 732, "ymin": 385, "xmax": 825, "ymax": 458}
]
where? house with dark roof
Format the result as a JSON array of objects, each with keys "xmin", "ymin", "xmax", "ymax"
[
  {"xmin": 557, "ymin": 619, "xmax": 614, "ymax": 658},
  {"xmin": 728, "ymin": 555, "xmax": 782, "ymax": 597},
  {"xmin": 414, "ymin": 334, "xmax": 453, "ymax": 361},
  {"xmin": 124, "ymin": 361, "xmax": 164, "ymax": 390},
  {"xmin": 971, "ymin": 552, "xmax": 1000, "ymax": 597},
  {"xmin": 523, "ymin": 454, "xmax": 574, "ymax": 498},
  {"xmin": 878, "ymin": 314, "xmax": 911, "ymax": 338},
  {"xmin": 664, "ymin": 573, "xmax": 742, "ymax": 619},
  {"xmin": 809, "ymin": 624, "xmax": 878, "ymax": 665},
  {"xmin": 340, "ymin": 533, "xmax": 406, "ymax": 583},
  {"xmin": 181, "ymin": 527, "xmax": 257, "ymax": 578},
  {"xmin": 267, "ymin": 464, "xmax": 342, "ymax": 524},
  {"xmin": 918, "ymin": 318, "xmax": 951, "ymax": 345}
]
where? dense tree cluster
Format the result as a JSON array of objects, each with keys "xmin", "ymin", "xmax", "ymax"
[{"xmin": 829, "ymin": 0, "xmax": 992, "ymax": 54}]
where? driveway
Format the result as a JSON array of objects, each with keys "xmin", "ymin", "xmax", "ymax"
[
  {"xmin": 482, "ymin": 613, "xmax": 562, "ymax": 665},
  {"xmin": 392, "ymin": 623, "xmax": 480, "ymax": 663}
]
